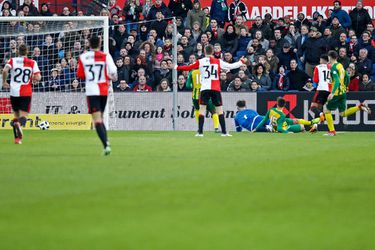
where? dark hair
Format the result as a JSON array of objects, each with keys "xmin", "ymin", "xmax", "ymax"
[
  {"xmin": 204, "ymin": 44, "xmax": 213, "ymax": 55},
  {"xmin": 236, "ymin": 100, "xmax": 246, "ymax": 108},
  {"xmin": 320, "ymin": 54, "xmax": 329, "ymax": 62},
  {"xmin": 89, "ymin": 35, "xmax": 100, "ymax": 49},
  {"xmin": 334, "ymin": 0, "xmax": 341, "ymax": 6},
  {"xmin": 18, "ymin": 44, "xmax": 28, "ymax": 56},
  {"xmin": 277, "ymin": 96, "xmax": 286, "ymax": 108},
  {"xmin": 328, "ymin": 50, "xmax": 338, "ymax": 60}
]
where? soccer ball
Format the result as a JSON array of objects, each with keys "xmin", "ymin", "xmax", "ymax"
[{"xmin": 39, "ymin": 121, "xmax": 50, "ymax": 130}]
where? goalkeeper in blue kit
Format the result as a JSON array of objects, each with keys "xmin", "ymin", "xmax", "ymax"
[{"xmin": 234, "ymin": 100, "xmax": 272, "ymax": 132}]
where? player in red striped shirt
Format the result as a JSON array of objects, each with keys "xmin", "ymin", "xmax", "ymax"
[
  {"xmin": 77, "ymin": 36, "xmax": 117, "ymax": 155},
  {"xmin": 2, "ymin": 44, "xmax": 41, "ymax": 144},
  {"xmin": 175, "ymin": 44, "xmax": 246, "ymax": 136}
]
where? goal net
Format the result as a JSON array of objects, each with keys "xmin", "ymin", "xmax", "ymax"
[{"xmin": 0, "ymin": 16, "xmax": 116, "ymax": 129}]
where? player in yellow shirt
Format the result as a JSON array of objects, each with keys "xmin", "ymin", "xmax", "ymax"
[
  {"xmin": 186, "ymin": 69, "xmax": 219, "ymax": 132},
  {"xmin": 323, "ymin": 50, "xmax": 371, "ymax": 136}
]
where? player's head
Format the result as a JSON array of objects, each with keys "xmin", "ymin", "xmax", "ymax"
[
  {"xmin": 18, "ymin": 44, "xmax": 28, "ymax": 56},
  {"xmin": 89, "ymin": 35, "xmax": 101, "ymax": 50},
  {"xmin": 320, "ymin": 54, "xmax": 328, "ymax": 64},
  {"xmin": 236, "ymin": 100, "xmax": 246, "ymax": 110},
  {"xmin": 204, "ymin": 44, "xmax": 214, "ymax": 56},
  {"xmin": 328, "ymin": 50, "xmax": 338, "ymax": 63},
  {"xmin": 277, "ymin": 97, "xmax": 286, "ymax": 108}
]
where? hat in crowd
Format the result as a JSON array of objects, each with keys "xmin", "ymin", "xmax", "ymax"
[
  {"xmin": 283, "ymin": 42, "xmax": 291, "ymax": 48},
  {"xmin": 51, "ymin": 68, "xmax": 58, "ymax": 72},
  {"xmin": 310, "ymin": 27, "xmax": 318, "ymax": 32},
  {"xmin": 306, "ymin": 78, "xmax": 313, "ymax": 83},
  {"xmin": 193, "ymin": 0, "xmax": 200, "ymax": 3}
]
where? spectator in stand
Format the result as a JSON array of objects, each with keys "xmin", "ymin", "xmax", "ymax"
[
  {"xmin": 108, "ymin": 0, "xmax": 122, "ymax": 18},
  {"xmin": 338, "ymin": 47, "xmax": 350, "ymax": 69},
  {"xmin": 46, "ymin": 68, "xmax": 63, "ymax": 92},
  {"xmin": 312, "ymin": 14, "xmax": 327, "ymax": 33},
  {"xmin": 330, "ymin": 16, "xmax": 346, "ymax": 41},
  {"xmin": 348, "ymin": 34, "xmax": 358, "ymax": 57},
  {"xmin": 272, "ymin": 66, "xmax": 289, "ymax": 91},
  {"xmin": 236, "ymin": 69, "xmax": 252, "ymax": 87},
  {"xmin": 331, "ymin": 32, "xmax": 349, "ymax": 52},
  {"xmin": 302, "ymin": 78, "xmax": 315, "ymax": 92},
  {"xmin": 168, "ymin": 0, "xmax": 192, "ymax": 20},
  {"xmin": 227, "ymin": 77, "xmax": 248, "ymax": 92},
  {"xmin": 265, "ymin": 49, "xmax": 279, "ymax": 75},
  {"xmin": 115, "ymin": 80, "xmax": 132, "ymax": 92},
  {"xmin": 17, "ymin": 0, "xmax": 39, "ymax": 16},
  {"xmin": 275, "ymin": 18, "xmax": 288, "ymax": 36},
  {"xmin": 300, "ymin": 27, "xmax": 326, "ymax": 77},
  {"xmin": 186, "ymin": 0, "xmax": 205, "ymax": 30},
  {"xmin": 349, "ymin": 0, "xmax": 372, "ymax": 37},
  {"xmin": 31, "ymin": 47, "xmax": 49, "ymax": 82},
  {"xmin": 41, "ymin": 35, "xmax": 58, "ymax": 66},
  {"xmin": 177, "ymin": 74, "xmax": 187, "ymax": 91},
  {"xmin": 235, "ymin": 27, "xmax": 251, "ymax": 59},
  {"xmin": 61, "ymin": 6, "xmax": 71, "ymax": 16},
  {"xmin": 150, "ymin": 11, "xmax": 168, "ymax": 40},
  {"xmin": 228, "ymin": 0, "xmax": 249, "ymax": 24},
  {"xmin": 123, "ymin": 0, "xmax": 143, "ymax": 34},
  {"xmin": 206, "ymin": 19, "xmax": 225, "ymax": 41},
  {"xmin": 219, "ymin": 71, "xmax": 231, "ymax": 91},
  {"xmin": 287, "ymin": 59, "xmax": 310, "ymax": 91},
  {"xmin": 0, "ymin": 1, "xmax": 16, "ymax": 16},
  {"xmin": 147, "ymin": 0, "xmax": 171, "ymax": 20},
  {"xmin": 133, "ymin": 75, "xmax": 152, "ymax": 92},
  {"xmin": 62, "ymin": 58, "xmax": 78, "ymax": 88},
  {"xmin": 154, "ymin": 59, "xmax": 172, "ymax": 87},
  {"xmin": 175, "ymin": 16, "xmax": 185, "ymax": 34},
  {"xmin": 284, "ymin": 23, "xmax": 300, "ymax": 49},
  {"xmin": 356, "ymin": 48, "xmax": 372, "ymax": 75},
  {"xmin": 113, "ymin": 25, "xmax": 128, "ymax": 52},
  {"xmin": 249, "ymin": 80, "xmax": 263, "ymax": 92},
  {"xmin": 156, "ymin": 78, "xmax": 172, "ymax": 92},
  {"xmin": 250, "ymin": 16, "xmax": 272, "ymax": 40},
  {"xmin": 114, "ymin": 57, "xmax": 126, "ymax": 86},
  {"xmin": 330, "ymin": 0, "xmax": 351, "ymax": 29},
  {"xmin": 277, "ymin": 43, "xmax": 297, "ymax": 70},
  {"xmin": 273, "ymin": 29, "xmax": 288, "ymax": 55},
  {"xmin": 295, "ymin": 12, "xmax": 311, "ymax": 32},
  {"xmin": 210, "ymin": 0, "xmax": 228, "ymax": 28},
  {"xmin": 213, "ymin": 43, "xmax": 223, "ymax": 59},
  {"xmin": 221, "ymin": 24, "xmax": 238, "ymax": 55},
  {"xmin": 367, "ymin": 23, "xmax": 375, "ymax": 40},
  {"xmin": 355, "ymin": 31, "xmax": 375, "ymax": 62},
  {"xmin": 252, "ymin": 64, "xmax": 272, "ymax": 91},
  {"xmin": 194, "ymin": 42, "xmax": 204, "ymax": 59},
  {"xmin": 142, "ymin": 0, "xmax": 152, "ymax": 19},
  {"xmin": 233, "ymin": 15, "xmax": 248, "ymax": 35},
  {"xmin": 347, "ymin": 65, "xmax": 360, "ymax": 91},
  {"xmin": 359, "ymin": 73, "xmax": 375, "ymax": 91}
]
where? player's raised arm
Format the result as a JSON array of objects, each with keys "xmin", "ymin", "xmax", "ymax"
[
  {"xmin": 2, "ymin": 63, "xmax": 11, "ymax": 89},
  {"xmin": 174, "ymin": 60, "xmax": 200, "ymax": 71},
  {"xmin": 32, "ymin": 61, "xmax": 41, "ymax": 83},
  {"xmin": 220, "ymin": 57, "xmax": 247, "ymax": 70}
]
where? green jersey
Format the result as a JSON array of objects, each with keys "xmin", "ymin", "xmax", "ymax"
[
  {"xmin": 256, "ymin": 107, "xmax": 289, "ymax": 133},
  {"xmin": 330, "ymin": 62, "xmax": 349, "ymax": 96},
  {"xmin": 186, "ymin": 69, "xmax": 201, "ymax": 100}
]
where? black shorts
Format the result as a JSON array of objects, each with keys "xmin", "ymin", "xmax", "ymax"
[
  {"xmin": 10, "ymin": 96, "xmax": 31, "ymax": 113},
  {"xmin": 199, "ymin": 90, "xmax": 223, "ymax": 107},
  {"xmin": 87, "ymin": 96, "xmax": 107, "ymax": 114},
  {"xmin": 313, "ymin": 90, "xmax": 330, "ymax": 105}
]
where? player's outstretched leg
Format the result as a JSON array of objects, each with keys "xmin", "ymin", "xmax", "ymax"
[
  {"xmin": 10, "ymin": 118, "xmax": 20, "ymax": 144},
  {"xmin": 358, "ymin": 103, "xmax": 371, "ymax": 114},
  {"xmin": 324, "ymin": 111, "xmax": 336, "ymax": 136}
]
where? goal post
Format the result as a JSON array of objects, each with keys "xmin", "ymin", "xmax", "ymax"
[{"xmin": 0, "ymin": 16, "xmax": 115, "ymax": 129}]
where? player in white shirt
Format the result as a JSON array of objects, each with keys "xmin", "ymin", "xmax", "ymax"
[
  {"xmin": 77, "ymin": 36, "xmax": 117, "ymax": 155},
  {"xmin": 2, "ymin": 44, "xmax": 41, "ymax": 144},
  {"xmin": 309, "ymin": 54, "xmax": 331, "ymax": 133},
  {"xmin": 175, "ymin": 44, "xmax": 246, "ymax": 136}
]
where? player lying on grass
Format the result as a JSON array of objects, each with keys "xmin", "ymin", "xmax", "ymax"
[
  {"xmin": 322, "ymin": 50, "xmax": 371, "ymax": 136},
  {"xmin": 2, "ymin": 44, "xmax": 41, "ymax": 144},
  {"xmin": 186, "ymin": 69, "xmax": 219, "ymax": 132},
  {"xmin": 252, "ymin": 97, "xmax": 320, "ymax": 133},
  {"xmin": 234, "ymin": 100, "xmax": 272, "ymax": 132}
]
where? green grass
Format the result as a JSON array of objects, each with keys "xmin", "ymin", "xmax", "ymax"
[{"xmin": 1, "ymin": 130, "xmax": 375, "ymax": 250}]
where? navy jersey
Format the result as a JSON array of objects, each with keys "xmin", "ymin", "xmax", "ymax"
[{"xmin": 234, "ymin": 109, "xmax": 269, "ymax": 132}]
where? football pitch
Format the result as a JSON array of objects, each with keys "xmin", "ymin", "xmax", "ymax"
[{"xmin": 1, "ymin": 130, "xmax": 375, "ymax": 250}]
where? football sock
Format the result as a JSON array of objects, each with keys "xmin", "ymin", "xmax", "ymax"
[
  {"xmin": 212, "ymin": 113, "xmax": 219, "ymax": 129},
  {"xmin": 11, "ymin": 118, "xmax": 18, "ymax": 139},
  {"xmin": 198, "ymin": 115, "xmax": 204, "ymax": 134},
  {"xmin": 342, "ymin": 106, "xmax": 359, "ymax": 117},
  {"xmin": 325, "ymin": 112, "xmax": 335, "ymax": 132},
  {"xmin": 297, "ymin": 119, "xmax": 312, "ymax": 126},
  {"xmin": 218, "ymin": 114, "xmax": 227, "ymax": 134},
  {"xmin": 194, "ymin": 110, "xmax": 200, "ymax": 122},
  {"xmin": 310, "ymin": 107, "xmax": 321, "ymax": 118},
  {"xmin": 95, "ymin": 122, "xmax": 108, "ymax": 148}
]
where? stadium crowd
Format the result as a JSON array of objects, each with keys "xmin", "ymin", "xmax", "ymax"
[{"xmin": 0, "ymin": 0, "xmax": 375, "ymax": 92}]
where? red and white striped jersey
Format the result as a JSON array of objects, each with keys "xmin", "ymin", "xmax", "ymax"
[
  {"xmin": 313, "ymin": 63, "xmax": 331, "ymax": 91},
  {"xmin": 76, "ymin": 51, "xmax": 117, "ymax": 96},
  {"xmin": 176, "ymin": 57, "xmax": 244, "ymax": 91},
  {"xmin": 6, "ymin": 57, "xmax": 40, "ymax": 97}
]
